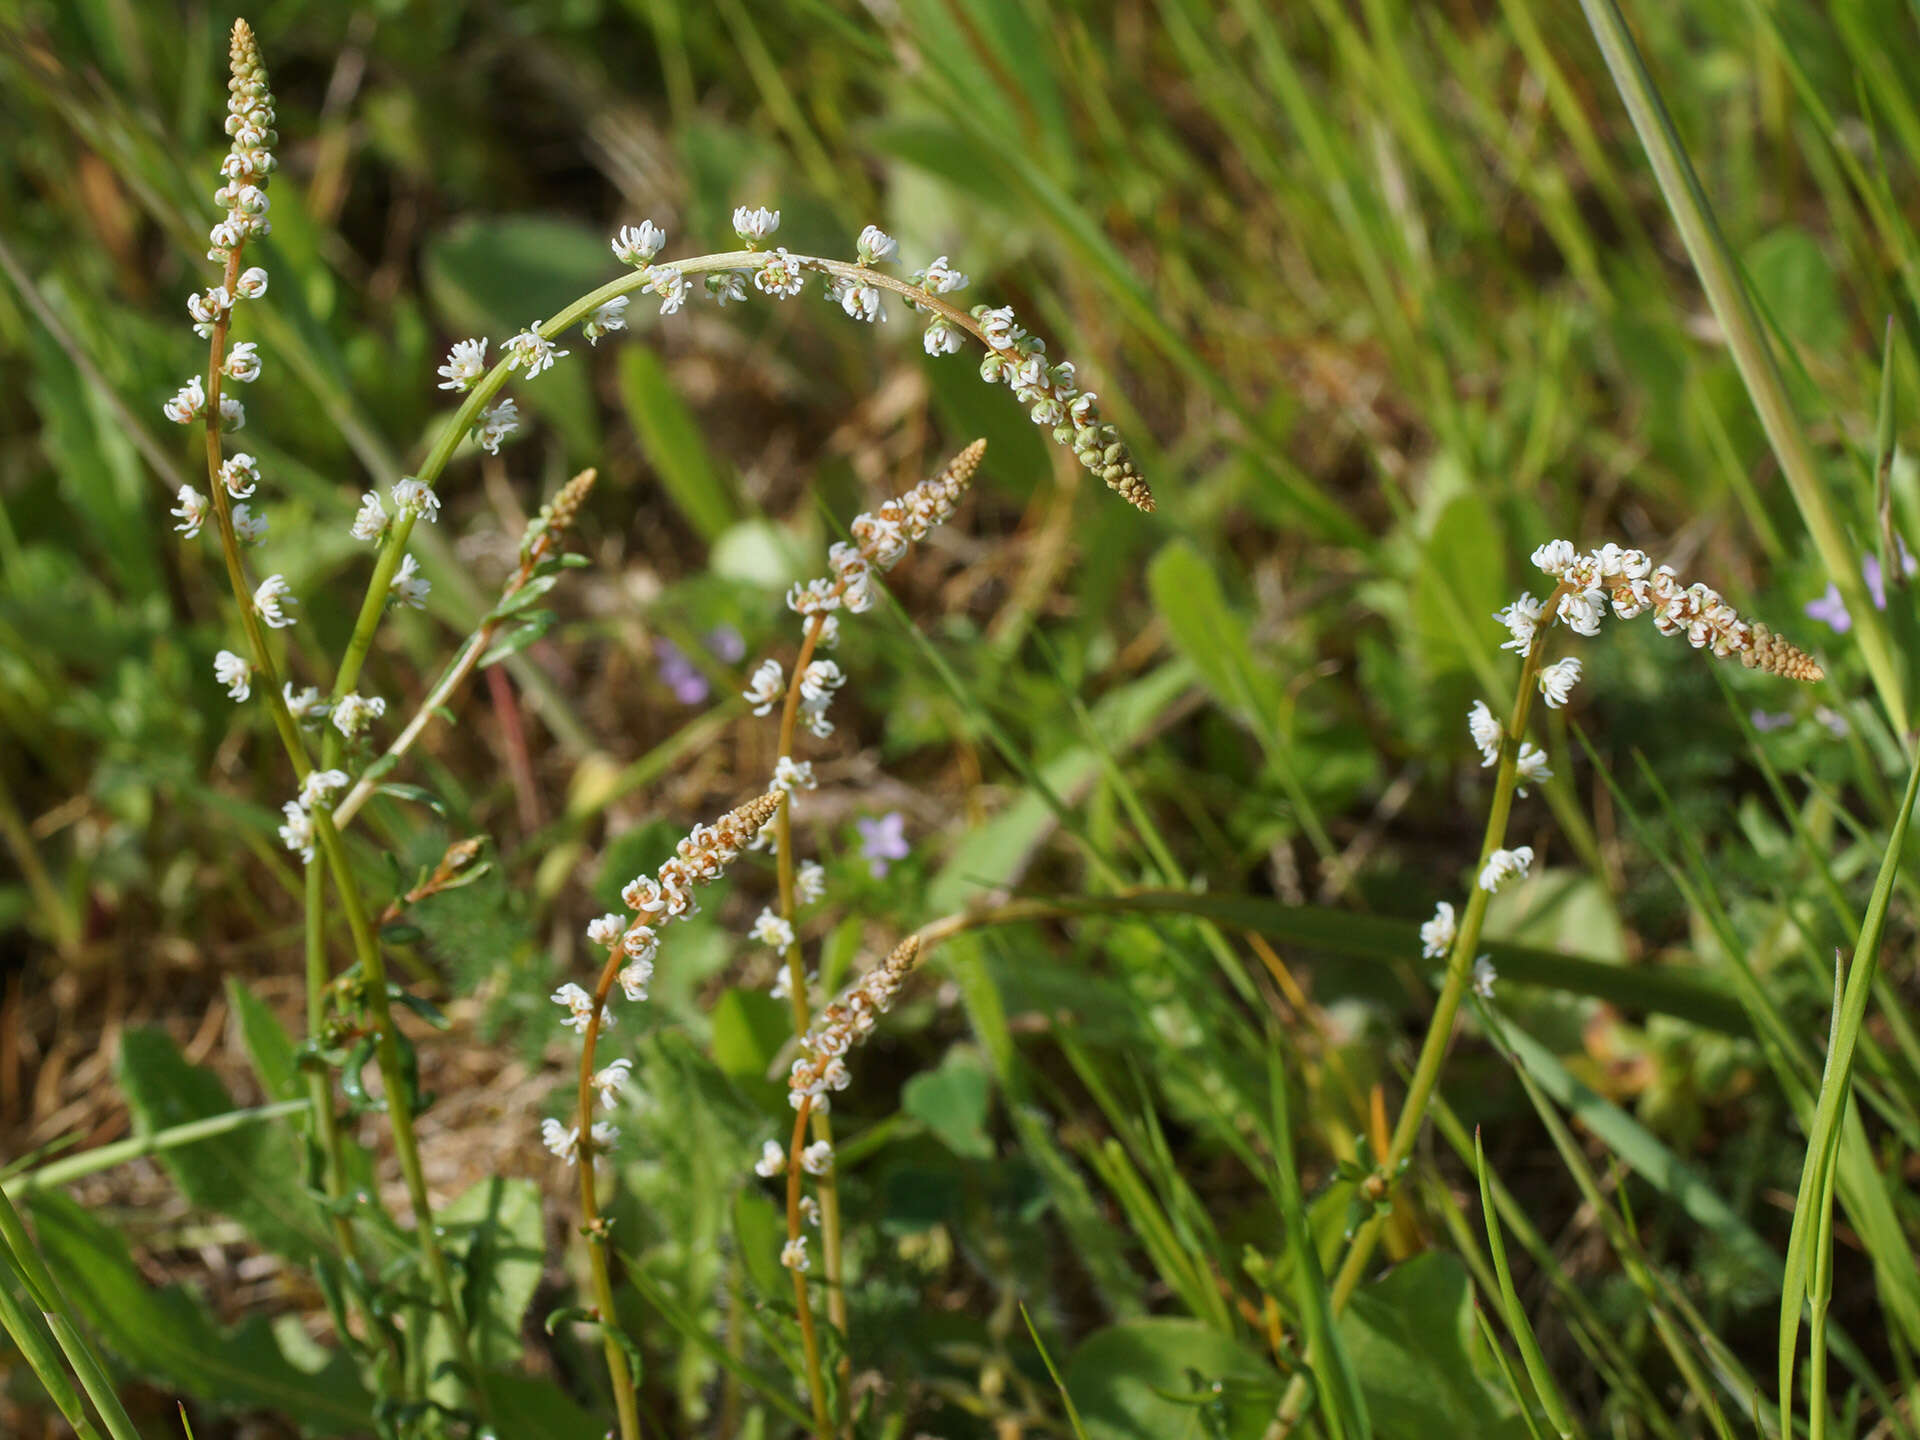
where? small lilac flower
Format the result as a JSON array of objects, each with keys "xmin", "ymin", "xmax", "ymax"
[
  {"xmin": 856, "ymin": 812, "xmax": 909, "ymax": 878},
  {"xmin": 707, "ymin": 624, "xmax": 746, "ymax": 664},
  {"xmin": 1863, "ymin": 554, "xmax": 1889, "ymax": 612},
  {"xmin": 1750, "ymin": 709, "xmax": 1794, "ymax": 733},
  {"xmin": 654, "ymin": 638, "xmax": 709, "ymax": 705},
  {"xmin": 1804, "ymin": 583, "xmax": 1851, "ymax": 634},
  {"xmin": 1815, "ymin": 706, "xmax": 1850, "ymax": 738}
]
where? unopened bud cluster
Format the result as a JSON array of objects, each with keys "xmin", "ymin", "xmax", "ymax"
[{"xmin": 786, "ymin": 936, "xmax": 922, "ymax": 1113}]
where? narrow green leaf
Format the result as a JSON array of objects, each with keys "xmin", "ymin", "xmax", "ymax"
[{"xmin": 617, "ymin": 345, "xmax": 739, "ymax": 541}]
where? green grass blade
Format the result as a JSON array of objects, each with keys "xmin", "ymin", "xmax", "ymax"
[
  {"xmin": 0, "ymin": 1261, "xmax": 104, "ymax": 1439},
  {"xmin": 1576, "ymin": 0, "xmax": 1910, "ymax": 737},
  {"xmin": 1779, "ymin": 753, "xmax": 1920, "ymax": 1422},
  {"xmin": 1021, "ymin": 1304, "xmax": 1092, "ymax": 1440},
  {"xmin": 1473, "ymin": 1130, "xmax": 1583, "ymax": 1440},
  {"xmin": 2, "ymin": 1100, "xmax": 308, "ymax": 1196}
]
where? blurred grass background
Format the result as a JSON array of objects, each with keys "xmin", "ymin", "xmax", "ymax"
[{"xmin": 3, "ymin": 0, "xmax": 1920, "ymax": 1435}]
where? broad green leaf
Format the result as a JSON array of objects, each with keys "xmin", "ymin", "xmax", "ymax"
[
  {"xmin": 617, "ymin": 346, "xmax": 739, "ymax": 541},
  {"xmin": 732, "ymin": 1187, "xmax": 788, "ymax": 1301},
  {"xmin": 901, "ymin": 1049, "xmax": 994, "ymax": 1159},
  {"xmin": 223, "ymin": 979, "xmax": 300, "ymax": 1105},
  {"xmin": 24, "ymin": 1193, "xmax": 373, "ymax": 1434},
  {"xmin": 485, "ymin": 1370, "xmax": 610, "ymax": 1438},
  {"xmin": 445, "ymin": 1177, "xmax": 545, "ymax": 1375},
  {"xmin": 1745, "ymin": 227, "xmax": 1846, "ymax": 356},
  {"xmin": 1338, "ymin": 1253, "xmax": 1526, "ymax": 1440},
  {"xmin": 1063, "ymin": 1317, "xmax": 1277, "ymax": 1440},
  {"xmin": 115, "ymin": 1028, "xmax": 324, "ymax": 1262},
  {"xmin": 1147, "ymin": 539, "xmax": 1279, "ymax": 729},
  {"xmin": 710, "ymin": 987, "xmax": 791, "ymax": 1083}
]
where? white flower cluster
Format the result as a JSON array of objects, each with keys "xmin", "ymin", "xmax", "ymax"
[
  {"xmin": 331, "ymin": 691, "xmax": 386, "ymax": 739},
  {"xmin": 542, "ymin": 793, "xmax": 783, "ymax": 1164},
  {"xmin": 1419, "ymin": 901, "xmax": 1455, "ymax": 959},
  {"xmin": 754, "ymin": 1137, "xmax": 834, "ymax": 1180},
  {"xmin": 436, "ymin": 337, "xmax": 487, "ymax": 392},
  {"xmin": 275, "ymin": 767, "xmax": 347, "ymax": 864},
  {"xmin": 1516, "ymin": 540, "xmax": 1823, "ymax": 681},
  {"xmin": 787, "ymin": 936, "xmax": 922, "ymax": 1115},
  {"xmin": 541, "ymin": 1117, "xmax": 618, "ymax": 1167},
  {"xmin": 1478, "ymin": 846, "xmax": 1533, "ymax": 895}
]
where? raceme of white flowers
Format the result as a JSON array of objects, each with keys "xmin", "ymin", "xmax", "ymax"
[
  {"xmin": 541, "ymin": 793, "xmax": 783, "ymax": 1166},
  {"xmin": 455, "ymin": 210, "xmax": 1150, "ymax": 508},
  {"xmin": 1511, "ymin": 540, "xmax": 1824, "ymax": 681}
]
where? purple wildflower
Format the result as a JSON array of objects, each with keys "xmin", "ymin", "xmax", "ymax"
[
  {"xmin": 1750, "ymin": 710, "xmax": 1794, "ymax": 733},
  {"xmin": 856, "ymin": 812, "xmax": 909, "ymax": 878},
  {"xmin": 1804, "ymin": 583, "xmax": 1851, "ymax": 634},
  {"xmin": 654, "ymin": 638, "xmax": 709, "ymax": 705}
]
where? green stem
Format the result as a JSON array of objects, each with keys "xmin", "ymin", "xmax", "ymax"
[
  {"xmin": 0, "ymin": 1251, "xmax": 106, "ymax": 1439},
  {"xmin": 1268, "ymin": 583, "xmax": 1567, "ymax": 1436},
  {"xmin": 577, "ymin": 938, "xmax": 644, "ymax": 1440}
]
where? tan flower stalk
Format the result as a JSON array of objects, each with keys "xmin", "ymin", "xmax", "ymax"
[{"xmin": 559, "ymin": 790, "xmax": 782, "ymax": 1440}]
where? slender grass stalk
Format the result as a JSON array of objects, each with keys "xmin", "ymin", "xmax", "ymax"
[
  {"xmin": 574, "ymin": 964, "xmax": 643, "ymax": 1440},
  {"xmin": 1576, "ymin": 0, "xmax": 1910, "ymax": 740},
  {"xmin": 0, "ymin": 1252, "xmax": 105, "ymax": 1440},
  {"xmin": 0, "ymin": 1189, "xmax": 143, "ymax": 1440}
]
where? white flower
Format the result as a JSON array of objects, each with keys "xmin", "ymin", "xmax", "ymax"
[
  {"xmin": 1419, "ymin": 901, "xmax": 1455, "ymax": 959},
  {"xmin": 1530, "ymin": 539, "xmax": 1577, "ymax": 577},
  {"xmin": 915, "ymin": 255, "xmax": 969, "ymax": 293},
  {"xmin": 390, "ymin": 553, "xmax": 431, "ymax": 609},
  {"xmin": 800, "ymin": 660, "xmax": 843, "ymax": 706},
  {"xmin": 217, "ymin": 394, "xmax": 245, "ymax": 430},
  {"xmin": 753, "ymin": 248, "xmax": 805, "ymax": 299},
  {"xmin": 550, "ymin": 982, "xmax": 601, "ymax": 1035},
  {"xmin": 1537, "ymin": 657, "xmax": 1583, "ymax": 710},
  {"xmin": 299, "ymin": 769, "xmax": 349, "ymax": 810},
  {"xmin": 504, "ymin": 324, "xmax": 567, "ymax": 378},
  {"xmin": 612, "ymin": 221, "xmax": 667, "ymax": 266},
  {"xmin": 284, "ymin": 685, "xmax": 330, "ymax": 727},
  {"xmin": 214, "ymin": 650, "xmax": 251, "ymax": 701},
  {"xmin": 770, "ymin": 966, "xmax": 793, "ymax": 1001},
  {"xmin": 219, "ymin": 452, "xmax": 260, "ymax": 498},
  {"xmin": 541, "ymin": 1118, "xmax": 580, "ymax": 1164},
  {"xmin": 753, "ymin": 908, "xmax": 796, "ymax": 950},
  {"xmin": 231, "ymin": 503, "xmax": 268, "ymax": 544},
  {"xmin": 799, "ymin": 1195, "xmax": 820, "ymax": 1226},
  {"xmin": 474, "ymin": 397, "xmax": 519, "ymax": 454},
  {"xmin": 755, "ymin": 1139, "xmax": 786, "ymax": 1178},
  {"xmin": 587, "ymin": 913, "xmax": 626, "ymax": 947},
  {"xmin": 1472, "ymin": 955, "xmax": 1498, "ymax": 999},
  {"xmin": 801, "ymin": 1140, "xmax": 833, "ymax": 1176},
  {"xmin": 796, "ymin": 861, "xmax": 826, "ymax": 905},
  {"xmin": 220, "ymin": 342, "xmax": 261, "ymax": 384},
  {"xmin": 647, "ymin": 266, "xmax": 690, "ymax": 315},
  {"xmin": 390, "ymin": 478, "xmax": 440, "ymax": 522},
  {"xmin": 856, "ymin": 224, "xmax": 897, "ymax": 264},
  {"xmin": 171, "ymin": 485, "xmax": 209, "ymax": 537},
  {"xmin": 591, "ymin": 1058, "xmax": 632, "ymax": 1110},
  {"xmin": 331, "ymin": 691, "xmax": 386, "ymax": 738},
  {"xmin": 921, "ymin": 317, "xmax": 964, "ymax": 356},
  {"xmin": 773, "ymin": 755, "xmax": 816, "ymax": 793},
  {"xmin": 1514, "ymin": 742, "xmax": 1553, "ymax": 795},
  {"xmin": 582, "ymin": 296, "xmax": 629, "ymax": 344},
  {"xmin": 350, "ymin": 490, "xmax": 388, "ymax": 541},
  {"xmin": 187, "ymin": 286, "xmax": 231, "ymax": 336},
  {"xmin": 977, "ymin": 305, "xmax": 1021, "ymax": 350},
  {"xmin": 254, "ymin": 574, "xmax": 297, "ymax": 628},
  {"xmin": 164, "ymin": 377, "xmax": 206, "ymax": 425},
  {"xmin": 278, "ymin": 800, "xmax": 314, "ymax": 863},
  {"xmin": 1467, "ymin": 700, "xmax": 1502, "ymax": 767},
  {"xmin": 733, "ymin": 205, "xmax": 780, "ymax": 245},
  {"xmin": 837, "ymin": 278, "xmax": 884, "ymax": 323},
  {"xmin": 1556, "ymin": 587, "xmax": 1605, "ymax": 637},
  {"xmin": 617, "ymin": 956, "xmax": 654, "ymax": 1003},
  {"xmin": 742, "ymin": 658, "xmax": 785, "ymax": 715},
  {"xmin": 436, "ymin": 337, "xmax": 488, "ymax": 391},
  {"xmin": 234, "ymin": 266, "xmax": 269, "ymax": 300},
  {"xmin": 1493, "ymin": 592, "xmax": 1543, "ymax": 654},
  {"xmin": 780, "ymin": 1235, "xmax": 810, "ymax": 1272},
  {"xmin": 1478, "ymin": 846, "xmax": 1533, "ymax": 894},
  {"xmin": 706, "ymin": 271, "xmax": 750, "ymax": 305}
]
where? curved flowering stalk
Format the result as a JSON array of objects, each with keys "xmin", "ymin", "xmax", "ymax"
[
  {"xmin": 1267, "ymin": 540, "xmax": 1823, "ymax": 1437},
  {"xmin": 736, "ymin": 439, "xmax": 984, "ymax": 1382},
  {"xmin": 555, "ymin": 790, "xmax": 781, "ymax": 1440},
  {"xmin": 334, "ymin": 212, "xmax": 1150, "ymax": 752}
]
